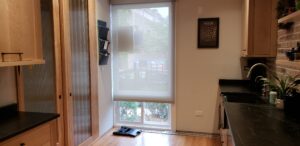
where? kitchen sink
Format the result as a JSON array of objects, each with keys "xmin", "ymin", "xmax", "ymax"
[{"xmin": 224, "ymin": 93, "xmax": 266, "ymax": 104}]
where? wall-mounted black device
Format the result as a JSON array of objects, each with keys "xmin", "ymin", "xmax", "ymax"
[{"xmin": 97, "ymin": 20, "xmax": 110, "ymax": 65}]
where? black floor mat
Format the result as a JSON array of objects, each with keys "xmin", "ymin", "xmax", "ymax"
[{"xmin": 113, "ymin": 126, "xmax": 141, "ymax": 137}]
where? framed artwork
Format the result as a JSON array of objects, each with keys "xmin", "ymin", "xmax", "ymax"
[{"xmin": 197, "ymin": 18, "xmax": 219, "ymax": 48}]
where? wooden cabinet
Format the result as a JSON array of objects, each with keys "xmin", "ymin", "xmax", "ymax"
[
  {"xmin": 0, "ymin": 0, "xmax": 44, "ymax": 67},
  {"xmin": 60, "ymin": 0, "xmax": 99, "ymax": 145},
  {"xmin": 241, "ymin": 0, "xmax": 277, "ymax": 57},
  {"xmin": 0, "ymin": 120, "xmax": 58, "ymax": 146}
]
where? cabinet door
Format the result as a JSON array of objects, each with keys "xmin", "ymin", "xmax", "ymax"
[
  {"xmin": 20, "ymin": 0, "xmax": 63, "ymax": 145},
  {"xmin": 69, "ymin": 0, "xmax": 93, "ymax": 145},
  {"xmin": 242, "ymin": 0, "xmax": 277, "ymax": 57},
  {"xmin": 60, "ymin": 0, "xmax": 98, "ymax": 145},
  {"xmin": 252, "ymin": 0, "xmax": 277, "ymax": 57},
  {"xmin": 0, "ymin": 121, "xmax": 54, "ymax": 146},
  {"xmin": 252, "ymin": 0, "xmax": 271, "ymax": 55},
  {"xmin": 0, "ymin": 0, "xmax": 43, "ymax": 62}
]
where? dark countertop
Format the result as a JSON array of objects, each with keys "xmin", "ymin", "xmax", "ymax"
[
  {"xmin": 0, "ymin": 104, "xmax": 59, "ymax": 142},
  {"xmin": 225, "ymin": 102, "xmax": 300, "ymax": 146},
  {"xmin": 219, "ymin": 79, "xmax": 300, "ymax": 146}
]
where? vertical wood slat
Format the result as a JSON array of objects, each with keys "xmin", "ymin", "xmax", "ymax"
[
  {"xmin": 16, "ymin": 66, "xmax": 25, "ymax": 111},
  {"xmin": 88, "ymin": 0, "xmax": 99, "ymax": 140},
  {"xmin": 51, "ymin": 0, "xmax": 65, "ymax": 145},
  {"xmin": 60, "ymin": 0, "xmax": 74, "ymax": 145}
]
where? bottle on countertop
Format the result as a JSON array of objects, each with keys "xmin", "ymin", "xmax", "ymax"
[{"xmin": 269, "ymin": 91, "xmax": 277, "ymax": 105}]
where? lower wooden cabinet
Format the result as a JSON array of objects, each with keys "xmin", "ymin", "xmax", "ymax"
[{"xmin": 0, "ymin": 120, "xmax": 58, "ymax": 146}]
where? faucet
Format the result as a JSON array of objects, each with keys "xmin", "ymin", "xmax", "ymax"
[
  {"xmin": 246, "ymin": 63, "xmax": 270, "ymax": 79},
  {"xmin": 247, "ymin": 63, "xmax": 271, "ymax": 98}
]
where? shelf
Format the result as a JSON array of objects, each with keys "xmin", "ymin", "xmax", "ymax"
[
  {"xmin": 278, "ymin": 10, "xmax": 300, "ymax": 23},
  {"xmin": 0, "ymin": 59, "xmax": 45, "ymax": 67}
]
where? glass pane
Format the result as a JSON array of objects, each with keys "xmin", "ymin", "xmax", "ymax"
[
  {"xmin": 69, "ymin": 0, "xmax": 91, "ymax": 145},
  {"xmin": 23, "ymin": 0, "xmax": 56, "ymax": 113},
  {"xmin": 119, "ymin": 101, "xmax": 141, "ymax": 122},
  {"xmin": 144, "ymin": 102, "xmax": 170, "ymax": 124}
]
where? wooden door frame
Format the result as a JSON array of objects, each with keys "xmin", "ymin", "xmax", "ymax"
[
  {"xmin": 52, "ymin": 0, "xmax": 65, "ymax": 145},
  {"xmin": 59, "ymin": 0, "xmax": 99, "ymax": 145},
  {"xmin": 59, "ymin": 0, "xmax": 74, "ymax": 145}
]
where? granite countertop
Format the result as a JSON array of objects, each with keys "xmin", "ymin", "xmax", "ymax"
[
  {"xmin": 0, "ymin": 104, "xmax": 59, "ymax": 142},
  {"xmin": 219, "ymin": 79, "xmax": 300, "ymax": 146},
  {"xmin": 225, "ymin": 102, "xmax": 300, "ymax": 146}
]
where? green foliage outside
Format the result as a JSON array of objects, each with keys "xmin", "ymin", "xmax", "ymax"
[{"xmin": 119, "ymin": 101, "xmax": 169, "ymax": 122}]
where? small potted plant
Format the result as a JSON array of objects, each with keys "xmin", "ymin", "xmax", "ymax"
[{"xmin": 258, "ymin": 73, "xmax": 300, "ymax": 110}]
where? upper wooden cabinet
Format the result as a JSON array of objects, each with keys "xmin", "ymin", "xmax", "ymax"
[
  {"xmin": 0, "ymin": 0, "xmax": 44, "ymax": 67},
  {"xmin": 241, "ymin": 0, "xmax": 277, "ymax": 57}
]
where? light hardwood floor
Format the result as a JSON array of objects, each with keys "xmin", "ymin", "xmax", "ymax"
[{"xmin": 92, "ymin": 129, "xmax": 221, "ymax": 146}]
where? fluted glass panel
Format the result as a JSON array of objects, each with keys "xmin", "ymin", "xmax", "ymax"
[
  {"xmin": 69, "ymin": 0, "xmax": 92, "ymax": 145},
  {"xmin": 23, "ymin": 0, "xmax": 56, "ymax": 113}
]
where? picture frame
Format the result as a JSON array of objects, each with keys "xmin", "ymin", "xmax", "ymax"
[{"xmin": 197, "ymin": 18, "xmax": 219, "ymax": 48}]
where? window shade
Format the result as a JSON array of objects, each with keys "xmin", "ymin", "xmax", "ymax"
[
  {"xmin": 112, "ymin": 2, "xmax": 174, "ymax": 103},
  {"xmin": 111, "ymin": 0, "xmax": 175, "ymax": 5}
]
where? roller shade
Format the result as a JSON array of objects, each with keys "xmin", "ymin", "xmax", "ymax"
[
  {"xmin": 111, "ymin": 2, "xmax": 174, "ymax": 103},
  {"xmin": 111, "ymin": 0, "xmax": 175, "ymax": 5}
]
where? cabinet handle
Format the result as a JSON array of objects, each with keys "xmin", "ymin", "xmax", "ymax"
[{"xmin": 20, "ymin": 143, "xmax": 26, "ymax": 146}]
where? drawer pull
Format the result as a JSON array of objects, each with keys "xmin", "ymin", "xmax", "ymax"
[{"xmin": 20, "ymin": 143, "xmax": 26, "ymax": 146}]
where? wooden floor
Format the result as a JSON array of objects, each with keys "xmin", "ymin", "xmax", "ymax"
[{"xmin": 92, "ymin": 129, "xmax": 221, "ymax": 146}]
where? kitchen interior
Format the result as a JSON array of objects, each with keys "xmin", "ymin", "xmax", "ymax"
[{"xmin": 1, "ymin": 0, "xmax": 300, "ymax": 146}]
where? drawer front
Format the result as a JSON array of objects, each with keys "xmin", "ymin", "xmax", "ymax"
[{"xmin": 0, "ymin": 123, "xmax": 51, "ymax": 146}]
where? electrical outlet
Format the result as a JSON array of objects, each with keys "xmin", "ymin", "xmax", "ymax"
[{"xmin": 195, "ymin": 110, "xmax": 203, "ymax": 117}]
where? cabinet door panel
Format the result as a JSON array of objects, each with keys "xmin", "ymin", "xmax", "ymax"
[
  {"xmin": 23, "ymin": 0, "xmax": 56, "ymax": 113},
  {"xmin": 0, "ymin": 123, "xmax": 51, "ymax": 146},
  {"xmin": 61, "ymin": 0, "xmax": 98, "ymax": 144},
  {"xmin": 253, "ymin": 0, "xmax": 271, "ymax": 56},
  {"xmin": 0, "ymin": 0, "xmax": 10, "ymax": 52},
  {"xmin": 242, "ymin": 0, "xmax": 276, "ymax": 57},
  {"xmin": 0, "ymin": 0, "xmax": 43, "ymax": 62}
]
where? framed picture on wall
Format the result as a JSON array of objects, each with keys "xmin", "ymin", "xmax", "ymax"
[{"xmin": 197, "ymin": 18, "xmax": 219, "ymax": 48}]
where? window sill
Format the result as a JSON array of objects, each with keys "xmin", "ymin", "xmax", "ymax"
[{"xmin": 114, "ymin": 123, "xmax": 171, "ymax": 131}]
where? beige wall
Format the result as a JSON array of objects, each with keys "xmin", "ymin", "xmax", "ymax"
[
  {"xmin": 175, "ymin": 0, "xmax": 242, "ymax": 133},
  {"xmin": 0, "ymin": 67, "xmax": 17, "ymax": 107},
  {"xmin": 96, "ymin": 0, "xmax": 114, "ymax": 137}
]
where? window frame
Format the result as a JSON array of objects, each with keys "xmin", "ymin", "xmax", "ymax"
[
  {"xmin": 111, "ymin": 2, "xmax": 175, "ymax": 103},
  {"xmin": 114, "ymin": 101, "xmax": 172, "ymax": 129},
  {"xmin": 112, "ymin": 2, "xmax": 175, "ymax": 130}
]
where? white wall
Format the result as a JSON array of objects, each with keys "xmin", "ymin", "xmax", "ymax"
[
  {"xmin": 175, "ymin": 0, "xmax": 242, "ymax": 133},
  {"xmin": 96, "ymin": 0, "xmax": 114, "ymax": 137},
  {"xmin": 0, "ymin": 67, "xmax": 17, "ymax": 107}
]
